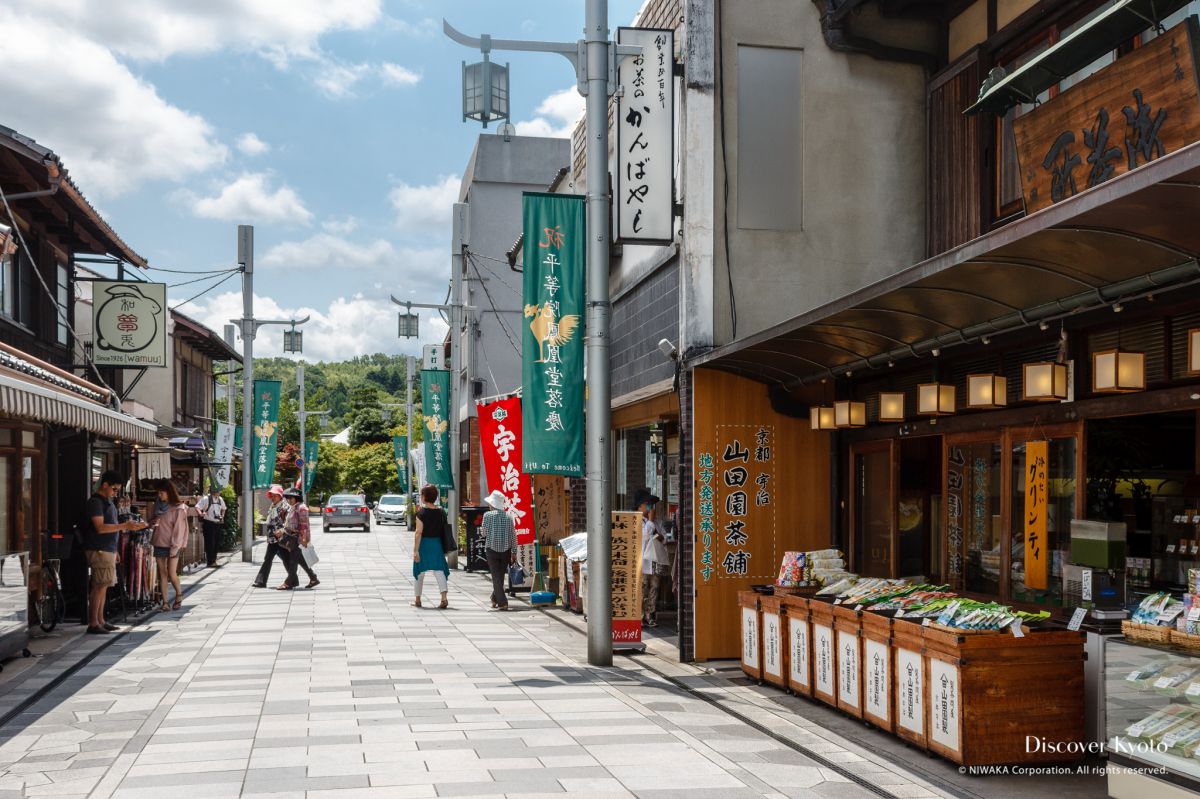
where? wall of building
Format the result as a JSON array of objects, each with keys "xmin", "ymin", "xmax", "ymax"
[
  {"xmin": 611, "ymin": 258, "xmax": 679, "ymax": 402},
  {"xmin": 710, "ymin": 0, "xmax": 931, "ymax": 347}
]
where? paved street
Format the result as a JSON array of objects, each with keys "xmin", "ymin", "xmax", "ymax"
[{"xmin": 0, "ymin": 519, "xmax": 960, "ymax": 799}]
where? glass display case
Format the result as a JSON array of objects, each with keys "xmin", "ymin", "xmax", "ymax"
[
  {"xmin": 1150, "ymin": 497, "xmax": 1200, "ymax": 592},
  {"xmin": 1105, "ymin": 637, "xmax": 1200, "ymax": 792}
]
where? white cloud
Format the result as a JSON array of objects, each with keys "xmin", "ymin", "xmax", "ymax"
[
  {"xmin": 187, "ymin": 290, "xmax": 447, "ymax": 361},
  {"xmin": 259, "ymin": 232, "xmax": 446, "ymax": 297},
  {"xmin": 388, "ymin": 175, "xmax": 460, "ymax": 235},
  {"xmin": 312, "ymin": 58, "xmax": 373, "ymax": 98},
  {"xmin": 322, "ymin": 217, "xmax": 359, "ymax": 235},
  {"xmin": 379, "ymin": 62, "xmax": 421, "ymax": 87},
  {"xmin": 514, "ymin": 88, "xmax": 584, "ymax": 139},
  {"xmin": 189, "ymin": 173, "xmax": 313, "ymax": 225},
  {"xmin": 0, "ymin": 9, "xmax": 227, "ymax": 197},
  {"xmin": 236, "ymin": 133, "xmax": 270, "ymax": 156}
]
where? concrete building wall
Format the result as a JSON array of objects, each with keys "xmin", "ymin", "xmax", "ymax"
[{"xmin": 711, "ymin": 0, "xmax": 931, "ymax": 346}]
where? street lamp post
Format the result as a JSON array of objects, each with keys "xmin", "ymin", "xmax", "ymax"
[{"xmin": 444, "ymin": 2, "xmax": 635, "ymax": 666}]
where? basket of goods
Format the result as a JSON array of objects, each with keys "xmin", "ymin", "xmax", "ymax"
[{"xmin": 1123, "ymin": 592, "xmax": 1183, "ymax": 645}]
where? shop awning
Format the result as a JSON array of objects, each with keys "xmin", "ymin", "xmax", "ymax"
[
  {"xmin": 0, "ymin": 372, "xmax": 160, "ymax": 446},
  {"xmin": 137, "ymin": 450, "xmax": 173, "ymax": 480},
  {"xmin": 693, "ymin": 141, "xmax": 1200, "ymax": 388}
]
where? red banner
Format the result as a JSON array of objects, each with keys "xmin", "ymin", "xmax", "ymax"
[{"xmin": 477, "ymin": 397, "xmax": 535, "ymax": 544}]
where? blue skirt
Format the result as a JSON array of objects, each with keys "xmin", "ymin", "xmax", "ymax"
[{"xmin": 413, "ymin": 537, "xmax": 449, "ymax": 578}]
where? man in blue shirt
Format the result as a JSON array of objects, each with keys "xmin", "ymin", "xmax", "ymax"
[{"xmin": 83, "ymin": 470, "xmax": 145, "ymax": 634}]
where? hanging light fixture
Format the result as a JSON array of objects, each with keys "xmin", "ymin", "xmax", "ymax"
[
  {"xmin": 833, "ymin": 400, "xmax": 866, "ymax": 428},
  {"xmin": 966, "ymin": 374, "xmax": 1007, "ymax": 409},
  {"xmin": 809, "ymin": 406, "xmax": 836, "ymax": 431},
  {"xmin": 917, "ymin": 383, "xmax": 956, "ymax": 416},
  {"xmin": 878, "ymin": 392, "xmax": 905, "ymax": 422},
  {"xmin": 1188, "ymin": 328, "xmax": 1200, "ymax": 374},
  {"xmin": 1022, "ymin": 362, "xmax": 1068, "ymax": 401},
  {"xmin": 1092, "ymin": 349, "xmax": 1145, "ymax": 393}
]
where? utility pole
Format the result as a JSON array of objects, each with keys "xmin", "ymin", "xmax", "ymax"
[
  {"xmin": 444, "ymin": 2, "xmax": 631, "ymax": 666},
  {"xmin": 406, "ymin": 355, "xmax": 416, "ymax": 529},
  {"xmin": 449, "ymin": 202, "xmax": 467, "ymax": 554},
  {"xmin": 298, "ymin": 362, "xmax": 305, "ymax": 495}
]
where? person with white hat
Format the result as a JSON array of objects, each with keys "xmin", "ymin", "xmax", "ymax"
[{"xmin": 482, "ymin": 489, "xmax": 517, "ymax": 611}]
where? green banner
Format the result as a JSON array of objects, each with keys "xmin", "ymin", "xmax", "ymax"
[
  {"xmin": 521, "ymin": 192, "xmax": 585, "ymax": 476},
  {"xmin": 250, "ymin": 380, "xmax": 281, "ymax": 490},
  {"xmin": 234, "ymin": 425, "xmax": 243, "ymax": 450},
  {"xmin": 303, "ymin": 440, "xmax": 318, "ymax": 493},
  {"xmin": 392, "ymin": 435, "xmax": 409, "ymax": 495},
  {"xmin": 420, "ymin": 370, "xmax": 454, "ymax": 489}
]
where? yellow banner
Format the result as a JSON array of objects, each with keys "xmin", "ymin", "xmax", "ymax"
[{"xmin": 1024, "ymin": 440, "xmax": 1050, "ymax": 590}]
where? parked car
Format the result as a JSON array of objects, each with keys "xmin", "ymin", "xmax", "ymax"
[
  {"xmin": 374, "ymin": 494, "xmax": 408, "ymax": 525},
  {"xmin": 322, "ymin": 493, "xmax": 371, "ymax": 532}
]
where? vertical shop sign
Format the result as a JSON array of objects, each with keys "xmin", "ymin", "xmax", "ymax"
[
  {"xmin": 478, "ymin": 397, "xmax": 534, "ymax": 544},
  {"xmin": 946, "ymin": 445, "xmax": 965, "ymax": 581},
  {"xmin": 212, "ymin": 422, "xmax": 235, "ymax": 490},
  {"xmin": 838, "ymin": 630, "xmax": 860, "ymax": 708},
  {"xmin": 763, "ymin": 608, "xmax": 782, "ymax": 679},
  {"xmin": 707, "ymin": 425, "xmax": 776, "ymax": 580},
  {"xmin": 392, "ymin": 435, "xmax": 409, "ymax": 496},
  {"xmin": 1025, "ymin": 440, "xmax": 1050, "ymax": 590},
  {"xmin": 250, "ymin": 380, "xmax": 281, "ymax": 490},
  {"xmin": 421, "ymin": 369, "xmax": 454, "ymax": 489},
  {"xmin": 303, "ymin": 440, "xmax": 318, "ymax": 493},
  {"xmin": 411, "ymin": 446, "xmax": 427, "ymax": 489},
  {"xmin": 611, "ymin": 510, "xmax": 643, "ymax": 645},
  {"xmin": 615, "ymin": 28, "xmax": 675, "ymax": 242},
  {"xmin": 896, "ymin": 648, "xmax": 924, "ymax": 735},
  {"xmin": 930, "ymin": 659, "xmax": 961, "ymax": 754},
  {"xmin": 521, "ymin": 192, "xmax": 585, "ymax": 476},
  {"xmin": 789, "ymin": 616, "xmax": 809, "ymax": 689},
  {"xmin": 814, "ymin": 622, "xmax": 834, "ymax": 696},
  {"xmin": 865, "ymin": 640, "xmax": 889, "ymax": 721},
  {"xmin": 742, "ymin": 606, "xmax": 759, "ymax": 670},
  {"xmin": 532, "ymin": 474, "xmax": 569, "ymax": 545}
]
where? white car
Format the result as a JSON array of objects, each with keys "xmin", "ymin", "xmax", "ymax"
[{"xmin": 374, "ymin": 494, "xmax": 408, "ymax": 525}]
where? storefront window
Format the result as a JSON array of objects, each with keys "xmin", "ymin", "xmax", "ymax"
[
  {"xmin": 854, "ymin": 446, "xmax": 892, "ymax": 577},
  {"xmin": 1010, "ymin": 437, "xmax": 1077, "ymax": 606},
  {"xmin": 950, "ymin": 440, "xmax": 1003, "ymax": 596}
]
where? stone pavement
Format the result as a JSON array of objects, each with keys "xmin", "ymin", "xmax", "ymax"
[{"xmin": 0, "ymin": 520, "xmax": 963, "ymax": 799}]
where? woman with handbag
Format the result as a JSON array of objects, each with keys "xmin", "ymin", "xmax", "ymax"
[
  {"xmin": 482, "ymin": 490, "xmax": 517, "ymax": 611},
  {"xmin": 276, "ymin": 488, "xmax": 319, "ymax": 590},
  {"xmin": 149, "ymin": 481, "xmax": 189, "ymax": 612},
  {"xmin": 412, "ymin": 484, "xmax": 451, "ymax": 609},
  {"xmin": 252, "ymin": 485, "xmax": 288, "ymax": 588}
]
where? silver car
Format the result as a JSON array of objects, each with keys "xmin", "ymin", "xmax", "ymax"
[
  {"xmin": 323, "ymin": 494, "xmax": 371, "ymax": 532},
  {"xmin": 374, "ymin": 494, "xmax": 408, "ymax": 525}
]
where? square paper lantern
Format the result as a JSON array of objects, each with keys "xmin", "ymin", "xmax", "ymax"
[
  {"xmin": 834, "ymin": 400, "xmax": 866, "ymax": 428},
  {"xmin": 809, "ymin": 406, "xmax": 836, "ymax": 431},
  {"xmin": 917, "ymin": 383, "xmax": 955, "ymax": 416},
  {"xmin": 966, "ymin": 374, "xmax": 1007, "ymax": 409},
  {"xmin": 1023, "ymin": 361, "xmax": 1068, "ymax": 401},
  {"xmin": 1093, "ymin": 349, "xmax": 1145, "ymax": 393},
  {"xmin": 1188, "ymin": 329, "xmax": 1200, "ymax": 374},
  {"xmin": 878, "ymin": 392, "xmax": 905, "ymax": 422}
]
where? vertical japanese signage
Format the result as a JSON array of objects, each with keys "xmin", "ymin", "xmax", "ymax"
[
  {"xmin": 477, "ymin": 397, "xmax": 534, "ymax": 545},
  {"xmin": 411, "ymin": 446, "xmax": 426, "ymax": 489},
  {"xmin": 212, "ymin": 422, "xmax": 235, "ymax": 490},
  {"xmin": 1012, "ymin": 19, "xmax": 1200, "ymax": 213},
  {"xmin": 532, "ymin": 474, "xmax": 569, "ymax": 545},
  {"xmin": 612, "ymin": 510, "xmax": 643, "ymax": 646},
  {"xmin": 521, "ymin": 192, "xmax": 585, "ymax": 476},
  {"xmin": 250, "ymin": 380, "xmax": 281, "ymax": 490},
  {"xmin": 615, "ymin": 27, "xmax": 675, "ymax": 242},
  {"xmin": 420, "ymin": 370, "xmax": 453, "ymax": 489},
  {"xmin": 392, "ymin": 435, "xmax": 409, "ymax": 496},
  {"xmin": 703, "ymin": 425, "xmax": 776, "ymax": 581},
  {"xmin": 303, "ymin": 440, "xmax": 318, "ymax": 493},
  {"xmin": 946, "ymin": 445, "xmax": 965, "ymax": 582},
  {"xmin": 91, "ymin": 281, "xmax": 168, "ymax": 367},
  {"xmin": 1024, "ymin": 440, "xmax": 1050, "ymax": 590}
]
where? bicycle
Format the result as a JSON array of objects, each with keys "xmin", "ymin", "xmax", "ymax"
[{"xmin": 35, "ymin": 531, "xmax": 71, "ymax": 633}]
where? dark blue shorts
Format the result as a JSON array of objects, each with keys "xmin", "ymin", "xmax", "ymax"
[{"xmin": 153, "ymin": 546, "xmax": 173, "ymax": 558}]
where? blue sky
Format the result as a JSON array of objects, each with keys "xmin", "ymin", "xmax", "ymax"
[{"xmin": 0, "ymin": 0, "xmax": 645, "ymax": 361}]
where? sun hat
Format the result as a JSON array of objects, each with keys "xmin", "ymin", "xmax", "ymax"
[
  {"xmin": 266, "ymin": 484, "xmax": 284, "ymax": 498},
  {"xmin": 282, "ymin": 487, "xmax": 303, "ymax": 500},
  {"xmin": 485, "ymin": 490, "xmax": 508, "ymax": 511}
]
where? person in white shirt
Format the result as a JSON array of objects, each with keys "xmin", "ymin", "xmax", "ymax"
[
  {"xmin": 635, "ymin": 488, "xmax": 668, "ymax": 627},
  {"xmin": 195, "ymin": 487, "xmax": 226, "ymax": 567}
]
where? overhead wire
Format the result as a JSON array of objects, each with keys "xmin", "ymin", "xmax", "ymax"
[
  {"xmin": 144, "ymin": 265, "xmax": 238, "ymax": 275},
  {"xmin": 167, "ymin": 269, "xmax": 238, "ymax": 289},
  {"xmin": 465, "ymin": 252, "xmax": 521, "ymax": 357},
  {"xmin": 465, "ymin": 248, "xmax": 520, "ymax": 294},
  {"xmin": 170, "ymin": 270, "xmax": 239, "ymax": 312}
]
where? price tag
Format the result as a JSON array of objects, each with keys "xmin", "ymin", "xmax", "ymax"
[
  {"xmin": 855, "ymin": 604, "xmax": 864, "ymax": 611},
  {"xmin": 922, "ymin": 618, "xmax": 931, "ymax": 627},
  {"xmin": 894, "ymin": 610, "xmax": 905, "ymax": 618},
  {"xmin": 1067, "ymin": 607, "xmax": 1087, "ymax": 631},
  {"xmin": 1185, "ymin": 683, "xmax": 1200, "ymax": 697},
  {"xmin": 1168, "ymin": 544, "xmax": 1178, "ymax": 554},
  {"xmin": 1192, "ymin": 544, "xmax": 1199, "ymax": 555},
  {"xmin": 1154, "ymin": 676, "xmax": 1176, "ymax": 689},
  {"xmin": 1163, "ymin": 730, "xmax": 1185, "ymax": 747},
  {"xmin": 1176, "ymin": 515, "xmax": 1184, "ymax": 523},
  {"xmin": 1193, "ymin": 515, "xmax": 1200, "ymax": 524},
  {"xmin": 1127, "ymin": 724, "xmax": 1146, "ymax": 738},
  {"xmin": 1127, "ymin": 670, "xmax": 1143, "ymax": 682},
  {"xmin": 1159, "ymin": 606, "xmax": 1185, "ymax": 624},
  {"xmin": 833, "ymin": 599, "xmax": 842, "ymax": 605},
  {"xmin": 1187, "ymin": 608, "xmax": 1200, "ymax": 622},
  {"xmin": 1011, "ymin": 619, "xmax": 1025, "ymax": 638}
]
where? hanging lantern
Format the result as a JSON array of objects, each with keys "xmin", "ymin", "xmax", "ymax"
[
  {"xmin": 809, "ymin": 406, "xmax": 836, "ymax": 431},
  {"xmin": 1023, "ymin": 361, "xmax": 1068, "ymax": 401},
  {"xmin": 834, "ymin": 400, "xmax": 866, "ymax": 428},
  {"xmin": 966, "ymin": 374, "xmax": 1007, "ymax": 409},
  {"xmin": 1092, "ymin": 349, "xmax": 1145, "ymax": 393},
  {"xmin": 878, "ymin": 392, "xmax": 905, "ymax": 422},
  {"xmin": 1188, "ymin": 329, "xmax": 1200, "ymax": 374},
  {"xmin": 917, "ymin": 383, "xmax": 955, "ymax": 416}
]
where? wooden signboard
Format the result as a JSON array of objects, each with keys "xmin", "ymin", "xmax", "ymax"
[
  {"xmin": 1013, "ymin": 18, "xmax": 1200, "ymax": 213},
  {"xmin": 760, "ymin": 594, "xmax": 787, "ymax": 688},
  {"xmin": 1024, "ymin": 440, "xmax": 1049, "ymax": 590},
  {"xmin": 533, "ymin": 474, "xmax": 569, "ymax": 545},
  {"xmin": 612, "ymin": 510, "xmax": 643, "ymax": 646},
  {"xmin": 692, "ymin": 369, "xmax": 830, "ymax": 661}
]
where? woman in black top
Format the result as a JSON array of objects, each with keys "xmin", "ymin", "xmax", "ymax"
[{"xmin": 412, "ymin": 484, "xmax": 450, "ymax": 609}]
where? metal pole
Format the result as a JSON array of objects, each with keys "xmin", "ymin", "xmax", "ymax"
[
  {"xmin": 238, "ymin": 225, "xmax": 255, "ymax": 563},
  {"xmin": 584, "ymin": 0, "xmax": 613, "ymax": 667},
  {"xmin": 406, "ymin": 354, "xmax": 415, "ymax": 531},
  {"xmin": 297, "ymin": 362, "xmax": 305, "ymax": 500},
  {"xmin": 449, "ymin": 203, "xmax": 467, "ymax": 552}
]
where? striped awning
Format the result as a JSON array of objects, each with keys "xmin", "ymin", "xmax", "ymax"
[{"xmin": 0, "ymin": 372, "xmax": 159, "ymax": 446}]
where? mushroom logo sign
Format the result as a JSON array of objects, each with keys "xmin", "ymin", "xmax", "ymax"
[{"xmin": 92, "ymin": 282, "xmax": 168, "ymax": 367}]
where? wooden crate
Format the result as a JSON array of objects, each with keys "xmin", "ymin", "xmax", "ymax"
[
  {"xmin": 891, "ymin": 617, "xmax": 928, "ymax": 750},
  {"xmin": 860, "ymin": 611, "xmax": 895, "ymax": 732},
  {"xmin": 738, "ymin": 591, "xmax": 763, "ymax": 682},
  {"xmin": 808, "ymin": 599, "xmax": 838, "ymax": 707},
  {"xmin": 780, "ymin": 595, "xmax": 812, "ymax": 697},
  {"xmin": 921, "ymin": 626, "xmax": 1085, "ymax": 766},
  {"xmin": 760, "ymin": 594, "xmax": 787, "ymax": 689},
  {"xmin": 832, "ymin": 603, "xmax": 864, "ymax": 718}
]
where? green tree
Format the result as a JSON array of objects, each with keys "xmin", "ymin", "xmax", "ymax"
[
  {"xmin": 350, "ymin": 407, "xmax": 390, "ymax": 447},
  {"xmin": 309, "ymin": 442, "xmax": 347, "ymax": 501},
  {"xmin": 339, "ymin": 442, "xmax": 399, "ymax": 500}
]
